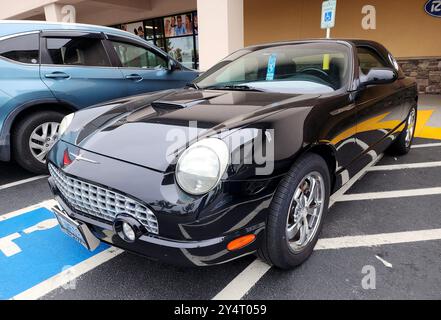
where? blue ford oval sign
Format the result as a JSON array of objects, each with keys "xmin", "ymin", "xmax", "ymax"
[{"xmin": 425, "ymin": 0, "xmax": 441, "ymax": 17}]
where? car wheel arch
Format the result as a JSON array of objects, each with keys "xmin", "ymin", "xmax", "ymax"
[
  {"xmin": 9, "ymin": 101, "xmax": 76, "ymax": 136},
  {"xmin": 2, "ymin": 101, "xmax": 77, "ymax": 161},
  {"xmin": 295, "ymin": 143, "xmax": 338, "ymax": 191}
]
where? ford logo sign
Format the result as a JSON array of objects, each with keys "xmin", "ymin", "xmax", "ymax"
[{"xmin": 425, "ymin": 0, "xmax": 441, "ymax": 17}]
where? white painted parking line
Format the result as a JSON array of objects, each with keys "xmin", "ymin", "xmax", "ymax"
[
  {"xmin": 212, "ymin": 259, "xmax": 272, "ymax": 300},
  {"xmin": 315, "ymin": 228, "xmax": 441, "ymax": 250},
  {"xmin": 215, "ymin": 228, "xmax": 441, "ymax": 300},
  {"xmin": 367, "ymin": 161, "xmax": 441, "ymax": 171},
  {"xmin": 0, "ymin": 175, "xmax": 47, "ymax": 191},
  {"xmin": 11, "ymin": 247, "xmax": 124, "ymax": 300},
  {"xmin": 0, "ymin": 200, "xmax": 57, "ymax": 221},
  {"xmin": 329, "ymin": 154, "xmax": 383, "ymax": 207},
  {"xmin": 412, "ymin": 142, "xmax": 441, "ymax": 149},
  {"xmin": 337, "ymin": 187, "xmax": 441, "ymax": 202}
]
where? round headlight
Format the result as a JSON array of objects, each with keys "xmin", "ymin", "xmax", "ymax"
[
  {"xmin": 176, "ymin": 138, "xmax": 229, "ymax": 195},
  {"xmin": 58, "ymin": 113, "xmax": 74, "ymax": 136}
]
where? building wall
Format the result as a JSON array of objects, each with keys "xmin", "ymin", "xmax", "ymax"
[
  {"xmin": 244, "ymin": 0, "xmax": 441, "ymax": 94},
  {"xmin": 399, "ymin": 58, "xmax": 441, "ymax": 94},
  {"xmin": 244, "ymin": 0, "xmax": 441, "ymax": 59}
]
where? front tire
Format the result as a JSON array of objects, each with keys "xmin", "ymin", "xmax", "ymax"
[
  {"xmin": 12, "ymin": 111, "xmax": 65, "ymax": 174},
  {"xmin": 387, "ymin": 107, "xmax": 417, "ymax": 156},
  {"xmin": 258, "ymin": 153, "xmax": 331, "ymax": 269}
]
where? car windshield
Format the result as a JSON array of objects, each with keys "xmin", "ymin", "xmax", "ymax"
[{"xmin": 195, "ymin": 43, "xmax": 351, "ymax": 94}]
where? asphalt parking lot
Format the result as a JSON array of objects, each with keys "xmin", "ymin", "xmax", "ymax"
[{"xmin": 1, "ymin": 95, "xmax": 441, "ymax": 300}]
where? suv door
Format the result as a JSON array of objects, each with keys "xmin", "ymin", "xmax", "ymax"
[
  {"xmin": 354, "ymin": 46, "xmax": 403, "ymax": 156},
  {"xmin": 106, "ymin": 35, "xmax": 193, "ymax": 96},
  {"xmin": 40, "ymin": 31, "xmax": 127, "ymax": 109}
]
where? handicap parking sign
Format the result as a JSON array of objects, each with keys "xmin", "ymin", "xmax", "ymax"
[{"xmin": 321, "ymin": 0, "xmax": 337, "ymax": 29}]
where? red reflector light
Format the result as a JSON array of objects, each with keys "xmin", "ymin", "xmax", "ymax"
[{"xmin": 63, "ymin": 149, "xmax": 72, "ymax": 166}]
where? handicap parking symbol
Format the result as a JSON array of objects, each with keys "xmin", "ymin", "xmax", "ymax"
[
  {"xmin": 0, "ymin": 207, "xmax": 108, "ymax": 299},
  {"xmin": 324, "ymin": 11, "xmax": 333, "ymax": 22}
]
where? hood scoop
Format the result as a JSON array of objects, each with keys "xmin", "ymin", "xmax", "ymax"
[{"xmin": 151, "ymin": 99, "xmax": 206, "ymax": 110}]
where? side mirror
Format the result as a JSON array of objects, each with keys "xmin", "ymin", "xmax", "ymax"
[
  {"xmin": 168, "ymin": 59, "xmax": 178, "ymax": 72},
  {"xmin": 360, "ymin": 67, "xmax": 397, "ymax": 86}
]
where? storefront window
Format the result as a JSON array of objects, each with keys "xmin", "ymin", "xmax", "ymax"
[
  {"xmin": 111, "ymin": 10, "xmax": 198, "ymax": 69},
  {"xmin": 144, "ymin": 20, "xmax": 155, "ymax": 40}
]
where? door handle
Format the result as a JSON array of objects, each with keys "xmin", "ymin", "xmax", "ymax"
[
  {"xmin": 125, "ymin": 74, "xmax": 143, "ymax": 81},
  {"xmin": 44, "ymin": 72, "xmax": 70, "ymax": 79}
]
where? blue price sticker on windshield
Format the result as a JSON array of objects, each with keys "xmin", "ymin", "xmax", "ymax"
[{"xmin": 266, "ymin": 54, "xmax": 277, "ymax": 81}]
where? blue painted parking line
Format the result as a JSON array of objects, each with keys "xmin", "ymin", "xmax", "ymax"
[{"xmin": 0, "ymin": 207, "xmax": 108, "ymax": 300}]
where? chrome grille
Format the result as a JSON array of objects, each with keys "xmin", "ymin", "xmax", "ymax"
[{"xmin": 49, "ymin": 163, "xmax": 159, "ymax": 234}]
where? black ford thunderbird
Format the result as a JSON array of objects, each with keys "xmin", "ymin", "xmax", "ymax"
[{"xmin": 47, "ymin": 39, "xmax": 417, "ymax": 269}]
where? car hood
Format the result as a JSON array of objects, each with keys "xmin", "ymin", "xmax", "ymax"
[{"xmin": 63, "ymin": 89, "xmax": 320, "ymax": 172}]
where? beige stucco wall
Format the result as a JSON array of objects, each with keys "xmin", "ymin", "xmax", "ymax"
[{"xmin": 244, "ymin": 0, "xmax": 441, "ymax": 58}]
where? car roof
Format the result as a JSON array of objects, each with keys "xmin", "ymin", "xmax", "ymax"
[
  {"xmin": 243, "ymin": 38, "xmax": 386, "ymax": 52},
  {"xmin": 0, "ymin": 20, "xmax": 141, "ymax": 42}
]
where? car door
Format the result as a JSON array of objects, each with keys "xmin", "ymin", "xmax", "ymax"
[
  {"xmin": 353, "ymin": 46, "xmax": 404, "ymax": 157},
  {"xmin": 39, "ymin": 31, "xmax": 127, "ymax": 109},
  {"xmin": 105, "ymin": 35, "xmax": 194, "ymax": 96}
]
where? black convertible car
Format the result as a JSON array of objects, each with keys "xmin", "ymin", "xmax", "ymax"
[{"xmin": 47, "ymin": 39, "xmax": 417, "ymax": 269}]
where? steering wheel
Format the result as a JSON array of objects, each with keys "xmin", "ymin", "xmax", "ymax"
[{"xmin": 299, "ymin": 68, "xmax": 332, "ymax": 83}]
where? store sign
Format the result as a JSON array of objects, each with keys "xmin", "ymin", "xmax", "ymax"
[
  {"xmin": 425, "ymin": 0, "xmax": 441, "ymax": 17},
  {"xmin": 321, "ymin": 0, "xmax": 337, "ymax": 29}
]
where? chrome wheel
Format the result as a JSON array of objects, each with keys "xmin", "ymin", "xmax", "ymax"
[
  {"xmin": 286, "ymin": 172, "xmax": 325, "ymax": 252},
  {"xmin": 29, "ymin": 122, "xmax": 60, "ymax": 163},
  {"xmin": 405, "ymin": 109, "xmax": 416, "ymax": 148}
]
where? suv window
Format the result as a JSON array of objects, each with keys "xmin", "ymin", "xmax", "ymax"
[
  {"xmin": 357, "ymin": 47, "xmax": 388, "ymax": 74},
  {"xmin": 111, "ymin": 41, "xmax": 167, "ymax": 69},
  {"xmin": 0, "ymin": 33, "xmax": 39, "ymax": 64},
  {"xmin": 46, "ymin": 37, "xmax": 111, "ymax": 67}
]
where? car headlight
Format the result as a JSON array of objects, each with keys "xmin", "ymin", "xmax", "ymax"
[
  {"xmin": 176, "ymin": 138, "xmax": 230, "ymax": 195},
  {"xmin": 58, "ymin": 113, "xmax": 74, "ymax": 136}
]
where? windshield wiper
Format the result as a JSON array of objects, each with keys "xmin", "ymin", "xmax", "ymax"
[
  {"xmin": 185, "ymin": 82, "xmax": 200, "ymax": 90},
  {"xmin": 204, "ymin": 84, "xmax": 265, "ymax": 92}
]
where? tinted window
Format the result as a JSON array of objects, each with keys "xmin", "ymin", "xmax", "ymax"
[
  {"xmin": 46, "ymin": 37, "xmax": 111, "ymax": 67},
  {"xmin": 0, "ymin": 33, "xmax": 39, "ymax": 64},
  {"xmin": 357, "ymin": 47, "xmax": 388, "ymax": 74},
  {"xmin": 111, "ymin": 41, "xmax": 167, "ymax": 69}
]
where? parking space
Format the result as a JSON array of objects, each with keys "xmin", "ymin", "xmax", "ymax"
[{"xmin": 1, "ymin": 96, "xmax": 441, "ymax": 300}]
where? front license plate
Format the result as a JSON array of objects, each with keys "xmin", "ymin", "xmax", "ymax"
[{"xmin": 52, "ymin": 205, "xmax": 100, "ymax": 251}]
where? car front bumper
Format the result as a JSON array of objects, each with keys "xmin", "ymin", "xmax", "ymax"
[
  {"xmin": 48, "ymin": 188, "xmax": 264, "ymax": 266},
  {"xmin": 46, "ymin": 140, "xmax": 274, "ymax": 266}
]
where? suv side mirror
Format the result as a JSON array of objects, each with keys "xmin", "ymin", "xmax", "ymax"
[
  {"xmin": 168, "ymin": 59, "xmax": 178, "ymax": 72},
  {"xmin": 360, "ymin": 67, "xmax": 397, "ymax": 86}
]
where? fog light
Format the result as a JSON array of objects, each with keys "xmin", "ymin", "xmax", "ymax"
[
  {"xmin": 122, "ymin": 222, "xmax": 136, "ymax": 242},
  {"xmin": 114, "ymin": 214, "xmax": 146, "ymax": 243}
]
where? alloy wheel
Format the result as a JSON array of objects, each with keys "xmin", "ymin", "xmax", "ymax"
[
  {"xmin": 286, "ymin": 171, "xmax": 325, "ymax": 252},
  {"xmin": 405, "ymin": 108, "xmax": 416, "ymax": 148},
  {"xmin": 29, "ymin": 122, "xmax": 60, "ymax": 163}
]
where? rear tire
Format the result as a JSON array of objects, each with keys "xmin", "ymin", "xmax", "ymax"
[
  {"xmin": 12, "ymin": 111, "xmax": 65, "ymax": 174},
  {"xmin": 387, "ymin": 107, "xmax": 417, "ymax": 156},
  {"xmin": 258, "ymin": 153, "xmax": 331, "ymax": 269}
]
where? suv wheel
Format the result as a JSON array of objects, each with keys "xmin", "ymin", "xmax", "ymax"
[{"xmin": 13, "ymin": 111, "xmax": 65, "ymax": 174}]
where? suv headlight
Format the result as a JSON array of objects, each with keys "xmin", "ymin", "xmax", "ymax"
[
  {"xmin": 58, "ymin": 113, "xmax": 74, "ymax": 136},
  {"xmin": 176, "ymin": 138, "xmax": 230, "ymax": 195}
]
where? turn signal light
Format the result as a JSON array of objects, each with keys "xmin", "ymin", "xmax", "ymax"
[{"xmin": 227, "ymin": 234, "xmax": 256, "ymax": 251}]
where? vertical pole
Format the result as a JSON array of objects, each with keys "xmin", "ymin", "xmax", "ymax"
[{"xmin": 326, "ymin": 28, "xmax": 331, "ymax": 39}]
